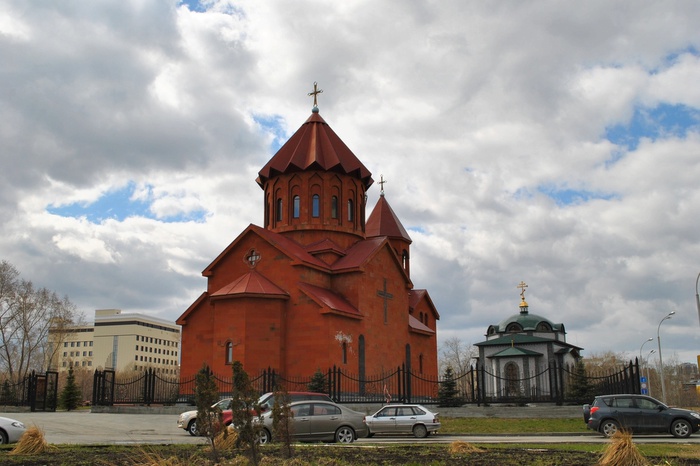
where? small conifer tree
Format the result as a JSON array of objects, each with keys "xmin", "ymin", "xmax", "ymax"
[
  {"xmin": 59, "ymin": 366, "xmax": 82, "ymax": 411},
  {"xmin": 271, "ymin": 385, "xmax": 294, "ymax": 458},
  {"xmin": 195, "ymin": 364, "xmax": 222, "ymax": 460},
  {"xmin": 307, "ymin": 369, "xmax": 327, "ymax": 393},
  {"xmin": 566, "ymin": 359, "xmax": 595, "ymax": 402},
  {"xmin": 438, "ymin": 366, "xmax": 462, "ymax": 407},
  {"xmin": 231, "ymin": 361, "xmax": 262, "ymax": 465}
]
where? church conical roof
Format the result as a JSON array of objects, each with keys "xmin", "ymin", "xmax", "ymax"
[
  {"xmin": 366, "ymin": 195, "xmax": 412, "ymax": 242},
  {"xmin": 257, "ymin": 111, "xmax": 373, "ymax": 188}
]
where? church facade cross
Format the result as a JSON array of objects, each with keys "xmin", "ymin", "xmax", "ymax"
[
  {"xmin": 377, "ymin": 278, "xmax": 394, "ymax": 324},
  {"xmin": 308, "ymin": 81, "xmax": 323, "ymax": 107}
]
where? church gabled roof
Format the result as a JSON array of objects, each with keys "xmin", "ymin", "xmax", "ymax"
[
  {"xmin": 256, "ymin": 111, "xmax": 373, "ymax": 189},
  {"xmin": 408, "ymin": 314, "xmax": 435, "ymax": 335},
  {"xmin": 210, "ymin": 269, "xmax": 289, "ymax": 299},
  {"xmin": 475, "ymin": 333, "xmax": 583, "ymax": 351},
  {"xmin": 203, "ymin": 224, "xmax": 330, "ymax": 276},
  {"xmin": 365, "ymin": 194, "xmax": 412, "ymax": 243},
  {"xmin": 409, "ymin": 289, "xmax": 441, "ymax": 320},
  {"xmin": 491, "ymin": 346, "xmax": 543, "ymax": 358},
  {"xmin": 298, "ymin": 282, "xmax": 363, "ymax": 319}
]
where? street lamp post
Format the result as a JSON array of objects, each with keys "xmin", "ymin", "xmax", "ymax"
[
  {"xmin": 639, "ymin": 337, "xmax": 653, "ymax": 395},
  {"xmin": 657, "ymin": 311, "xmax": 675, "ymax": 403},
  {"xmin": 695, "ymin": 272, "xmax": 700, "ymax": 326},
  {"xmin": 646, "ymin": 349, "xmax": 655, "ymax": 397}
]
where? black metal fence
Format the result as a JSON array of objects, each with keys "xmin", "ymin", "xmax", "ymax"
[
  {"xmin": 92, "ymin": 360, "xmax": 639, "ymax": 407},
  {"xmin": 0, "ymin": 370, "xmax": 58, "ymax": 412}
]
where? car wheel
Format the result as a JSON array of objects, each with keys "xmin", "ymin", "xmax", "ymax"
[
  {"xmin": 0, "ymin": 430, "xmax": 8, "ymax": 444},
  {"xmin": 187, "ymin": 420, "xmax": 198, "ymax": 436},
  {"xmin": 600, "ymin": 419, "xmax": 620, "ymax": 438},
  {"xmin": 671, "ymin": 419, "xmax": 692, "ymax": 438},
  {"xmin": 413, "ymin": 424, "xmax": 429, "ymax": 438},
  {"xmin": 335, "ymin": 426, "xmax": 355, "ymax": 443},
  {"xmin": 258, "ymin": 428, "xmax": 272, "ymax": 445}
]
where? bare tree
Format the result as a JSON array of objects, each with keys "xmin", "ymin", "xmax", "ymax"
[
  {"xmin": 439, "ymin": 336, "xmax": 477, "ymax": 375},
  {"xmin": 0, "ymin": 260, "xmax": 80, "ymax": 382},
  {"xmin": 439, "ymin": 337, "xmax": 477, "ymax": 397}
]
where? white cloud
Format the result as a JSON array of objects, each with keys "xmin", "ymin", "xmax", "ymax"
[{"xmin": 0, "ymin": 0, "xmax": 699, "ymax": 366}]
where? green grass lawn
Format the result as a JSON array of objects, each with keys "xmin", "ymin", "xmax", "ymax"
[{"xmin": 440, "ymin": 416, "xmax": 589, "ymax": 434}]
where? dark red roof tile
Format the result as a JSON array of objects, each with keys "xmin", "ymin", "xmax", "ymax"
[
  {"xmin": 366, "ymin": 195, "xmax": 412, "ymax": 242},
  {"xmin": 211, "ymin": 269, "xmax": 289, "ymax": 299},
  {"xmin": 257, "ymin": 112, "xmax": 373, "ymax": 188}
]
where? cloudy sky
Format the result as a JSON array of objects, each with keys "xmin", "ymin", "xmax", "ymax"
[{"xmin": 2, "ymin": 1, "xmax": 700, "ymax": 366}]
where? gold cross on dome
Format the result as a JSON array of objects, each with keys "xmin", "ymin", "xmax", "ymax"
[
  {"xmin": 308, "ymin": 81, "xmax": 323, "ymax": 107},
  {"xmin": 516, "ymin": 281, "xmax": 528, "ymax": 300}
]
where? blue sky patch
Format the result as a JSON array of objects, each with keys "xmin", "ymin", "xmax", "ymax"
[
  {"xmin": 605, "ymin": 103, "xmax": 700, "ymax": 151},
  {"xmin": 253, "ymin": 113, "xmax": 287, "ymax": 153},
  {"xmin": 47, "ymin": 182, "xmax": 207, "ymax": 223},
  {"xmin": 537, "ymin": 186, "xmax": 617, "ymax": 206}
]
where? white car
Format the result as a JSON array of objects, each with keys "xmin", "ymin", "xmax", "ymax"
[
  {"xmin": 364, "ymin": 404, "xmax": 440, "ymax": 438},
  {"xmin": 0, "ymin": 416, "xmax": 26, "ymax": 444},
  {"xmin": 177, "ymin": 398, "xmax": 232, "ymax": 436}
]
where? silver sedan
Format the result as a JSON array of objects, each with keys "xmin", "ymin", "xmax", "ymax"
[
  {"xmin": 258, "ymin": 400, "xmax": 367, "ymax": 444},
  {"xmin": 365, "ymin": 404, "xmax": 440, "ymax": 438},
  {"xmin": 0, "ymin": 416, "xmax": 26, "ymax": 444}
]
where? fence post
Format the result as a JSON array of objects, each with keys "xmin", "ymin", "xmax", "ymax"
[{"xmin": 405, "ymin": 364, "xmax": 412, "ymax": 404}]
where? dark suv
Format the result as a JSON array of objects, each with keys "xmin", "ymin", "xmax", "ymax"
[{"xmin": 583, "ymin": 394, "xmax": 700, "ymax": 438}]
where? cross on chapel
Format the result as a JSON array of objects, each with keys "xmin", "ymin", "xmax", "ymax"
[
  {"xmin": 378, "ymin": 174, "xmax": 387, "ymax": 196},
  {"xmin": 308, "ymin": 82, "xmax": 323, "ymax": 108},
  {"xmin": 516, "ymin": 281, "xmax": 528, "ymax": 300}
]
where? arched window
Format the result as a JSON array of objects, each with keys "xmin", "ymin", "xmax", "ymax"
[
  {"xmin": 331, "ymin": 196, "xmax": 338, "ymax": 219},
  {"xmin": 276, "ymin": 198, "xmax": 283, "ymax": 222},
  {"xmin": 293, "ymin": 195, "xmax": 300, "ymax": 218},
  {"xmin": 342, "ymin": 342, "xmax": 347, "ymax": 364},
  {"xmin": 504, "ymin": 362, "xmax": 521, "ymax": 397},
  {"xmin": 347, "ymin": 199, "xmax": 354, "ymax": 221},
  {"xmin": 536, "ymin": 322, "xmax": 552, "ymax": 332},
  {"xmin": 419, "ymin": 354, "xmax": 424, "ymax": 374},
  {"xmin": 419, "ymin": 312, "xmax": 423, "ymax": 324},
  {"xmin": 505, "ymin": 322, "xmax": 522, "ymax": 333},
  {"xmin": 225, "ymin": 341, "xmax": 233, "ymax": 364},
  {"xmin": 312, "ymin": 194, "xmax": 320, "ymax": 217},
  {"xmin": 402, "ymin": 250, "xmax": 409, "ymax": 270}
]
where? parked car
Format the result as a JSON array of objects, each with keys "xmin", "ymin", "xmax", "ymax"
[
  {"xmin": 178, "ymin": 398, "xmax": 233, "ymax": 436},
  {"xmin": 179, "ymin": 392, "xmax": 333, "ymax": 436},
  {"xmin": 255, "ymin": 391, "xmax": 333, "ymax": 415},
  {"xmin": 583, "ymin": 394, "xmax": 700, "ymax": 438},
  {"xmin": 0, "ymin": 416, "xmax": 26, "ymax": 444},
  {"xmin": 364, "ymin": 404, "xmax": 440, "ymax": 438},
  {"xmin": 257, "ymin": 400, "xmax": 367, "ymax": 444}
]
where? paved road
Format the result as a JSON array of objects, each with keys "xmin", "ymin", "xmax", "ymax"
[
  {"xmin": 4, "ymin": 411, "xmax": 207, "ymax": 445},
  {"xmin": 3, "ymin": 411, "xmax": 699, "ymax": 445}
]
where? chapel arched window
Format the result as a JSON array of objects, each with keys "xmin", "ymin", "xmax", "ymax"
[
  {"xmin": 225, "ymin": 342, "xmax": 233, "ymax": 365},
  {"xmin": 276, "ymin": 198, "xmax": 283, "ymax": 222},
  {"xmin": 347, "ymin": 199, "xmax": 354, "ymax": 222},
  {"xmin": 293, "ymin": 195, "xmax": 300, "ymax": 218},
  {"xmin": 312, "ymin": 194, "xmax": 320, "ymax": 217},
  {"xmin": 331, "ymin": 196, "xmax": 338, "ymax": 219}
]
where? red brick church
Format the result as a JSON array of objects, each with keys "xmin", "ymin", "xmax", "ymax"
[{"xmin": 177, "ymin": 87, "xmax": 440, "ymax": 381}]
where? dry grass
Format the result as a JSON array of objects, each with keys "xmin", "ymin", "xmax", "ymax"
[
  {"xmin": 214, "ymin": 425, "xmax": 240, "ymax": 450},
  {"xmin": 9, "ymin": 425, "xmax": 55, "ymax": 455},
  {"xmin": 598, "ymin": 430, "xmax": 649, "ymax": 466},
  {"xmin": 449, "ymin": 440, "xmax": 485, "ymax": 454}
]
